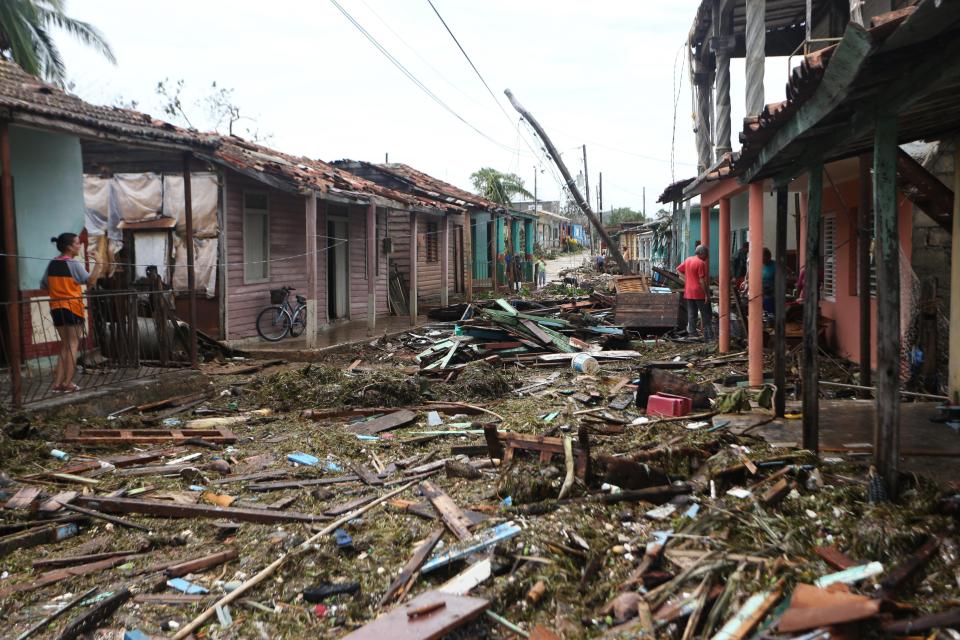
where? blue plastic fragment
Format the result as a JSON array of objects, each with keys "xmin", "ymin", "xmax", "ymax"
[
  {"xmin": 683, "ymin": 503, "xmax": 700, "ymax": 519},
  {"xmin": 188, "ymin": 485, "xmax": 206, "ymax": 491},
  {"xmin": 323, "ymin": 460, "xmax": 342, "ymax": 472},
  {"xmin": 355, "ymin": 434, "xmax": 379, "ymax": 441},
  {"xmin": 287, "ymin": 452, "xmax": 319, "ymax": 466},
  {"xmin": 124, "ymin": 631, "xmax": 150, "ymax": 640},
  {"xmin": 333, "ymin": 528, "xmax": 353, "ymax": 547},
  {"xmin": 500, "ymin": 496, "xmax": 513, "ymax": 507},
  {"xmin": 167, "ymin": 578, "xmax": 209, "ymax": 595},
  {"xmin": 422, "ymin": 522, "xmax": 522, "ymax": 574}
]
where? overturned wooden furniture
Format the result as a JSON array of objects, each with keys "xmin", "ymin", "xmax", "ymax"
[
  {"xmin": 614, "ymin": 291, "xmax": 681, "ymax": 329},
  {"xmin": 484, "ymin": 426, "xmax": 591, "ymax": 480},
  {"xmin": 63, "ymin": 426, "xmax": 237, "ymax": 445}
]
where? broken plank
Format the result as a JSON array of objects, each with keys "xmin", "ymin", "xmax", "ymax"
[
  {"xmin": 133, "ymin": 593, "xmax": 210, "ymax": 605},
  {"xmin": 209, "ymin": 470, "xmax": 287, "ymax": 485},
  {"xmin": 0, "ymin": 522, "xmax": 79, "ymax": 558},
  {"xmin": 102, "ymin": 448, "xmax": 185, "ymax": 467},
  {"xmin": 73, "ymin": 495, "xmax": 329, "ymax": 524},
  {"xmin": 57, "ymin": 501, "xmax": 152, "ymax": 532},
  {"xmin": 62, "ymin": 426, "xmax": 237, "ymax": 445},
  {"xmin": 248, "ymin": 475, "xmax": 360, "ymax": 492},
  {"xmin": 882, "ymin": 607, "xmax": 960, "ymax": 635},
  {"xmin": 13, "ymin": 586, "xmax": 97, "ymax": 640},
  {"xmin": 878, "ymin": 537, "xmax": 940, "ymax": 599},
  {"xmin": 5, "ymin": 487, "xmax": 40, "ymax": 510},
  {"xmin": 39, "ymin": 491, "xmax": 78, "ymax": 513},
  {"xmin": 519, "ymin": 319, "xmax": 555, "ymax": 345},
  {"xmin": 420, "ymin": 481, "xmax": 473, "ymax": 541},
  {"xmin": 813, "ymin": 545, "xmax": 858, "ymax": 571},
  {"xmin": 351, "ymin": 463, "xmax": 383, "ymax": 486},
  {"xmin": 438, "ymin": 558, "xmax": 492, "ymax": 596},
  {"xmin": 379, "ymin": 528, "xmax": 445, "ymax": 608},
  {"xmin": 166, "ymin": 549, "xmax": 239, "ymax": 578},
  {"xmin": 324, "ymin": 495, "xmax": 377, "ymax": 517},
  {"xmin": 57, "ymin": 586, "xmax": 132, "ymax": 640},
  {"xmin": 33, "ymin": 549, "xmax": 143, "ymax": 570},
  {"xmin": 0, "ymin": 554, "xmax": 142, "ymax": 597},
  {"xmin": 349, "ymin": 410, "xmax": 418, "ymax": 435}
]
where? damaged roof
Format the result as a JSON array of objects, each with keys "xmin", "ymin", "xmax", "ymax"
[
  {"xmin": 734, "ymin": 1, "xmax": 960, "ymax": 182},
  {"xmin": 0, "ymin": 60, "xmax": 213, "ymax": 150},
  {"xmin": 372, "ymin": 162, "xmax": 505, "ymax": 212}
]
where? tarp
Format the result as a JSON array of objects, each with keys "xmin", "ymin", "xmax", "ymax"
[
  {"xmin": 163, "ymin": 174, "xmax": 219, "ymax": 238},
  {"xmin": 173, "ymin": 235, "xmax": 218, "ymax": 298},
  {"xmin": 113, "ymin": 172, "xmax": 163, "ymax": 223}
]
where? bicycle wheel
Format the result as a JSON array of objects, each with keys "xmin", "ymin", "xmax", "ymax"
[
  {"xmin": 256, "ymin": 306, "xmax": 291, "ymax": 341},
  {"xmin": 289, "ymin": 306, "xmax": 307, "ymax": 337}
]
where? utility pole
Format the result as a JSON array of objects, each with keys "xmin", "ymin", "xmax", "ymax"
[
  {"xmin": 582, "ymin": 145, "xmax": 594, "ymax": 252},
  {"xmin": 643, "ymin": 186, "xmax": 646, "ymax": 219},
  {"xmin": 504, "ymin": 89, "xmax": 630, "ymax": 273},
  {"xmin": 385, "ymin": 152, "xmax": 389, "ymax": 163},
  {"xmin": 598, "ymin": 172, "xmax": 603, "ymax": 223}
]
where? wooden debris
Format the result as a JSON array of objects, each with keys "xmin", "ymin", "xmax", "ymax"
[
  {"xmin": 420, "ymin": 480, "xmax": 473, "ymax": 541},
  {"xmin": 877, "ymin": 537, "xmax": 940, "ymax": 599},
  {"xmin": 57, "ymin": 500, "xmax": 152, "ymax": 532},
  {"xmin": 813, "ymin": 545, "xmax": 858, "ymax": 570},
  {"xmin": 33, "ymin": 549, "xmax": 143, "ymax": 570},
  {"xmin": 778, "ymin": 583, "xmax": 880, "ymax": 632},
  {"xmin": 0, "ymin": 522, "xmax": 79, "ymax": 558},
  {"xmin": 882, "ymin": 607, "xmax": 960, "ymax": 635},
  {"xmin": 438, "ymin": 558, "xmax": 492, "ymax": 596},
  {"xmin": 62, "ymin": 426, "xmax": 237, "ymax": 445},
  {"xmin": 166, "ymin": 549, "xmax": 239, "ymax": 577},
  {"xmin": 343, "ymin": 590, "xmax": 488, "ymax": 640},
  {"xmin": 57, "ymin": 586, "xmax": 132, "ymax": 640},
  {"xmin": 13, "ymin": 586, "xmax": 97, "ymax": 640},
  {"xmin": 380, "ymin": 528, "xmax": 445, "ymax": 607},
  {"xmin": 5, "ymin": 487, "xmax": 40, "ymax": 510},
  {"xmin": 73, "ymin": 495, "xmax": 328, "ymax": 524},
  {"xmin": 0, "ymin": 553, "xmax": 143, "ymax": 597},
  {"xmin": 349, "ymin": 410, "xmax": 418, "ymax": 435}
]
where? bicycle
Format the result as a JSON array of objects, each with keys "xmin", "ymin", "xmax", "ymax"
[{"xmin": 256, "ymin": 286, "xmax": 307, "ymax": 341}]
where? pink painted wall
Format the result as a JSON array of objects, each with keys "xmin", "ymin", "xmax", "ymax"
[
  {"xmin": 815, "ymin": 176, "xmax": 914, "ymax": 368},
  {"xmin": 388, "ymin": 211, "xmax": 467, "ymax": 308}
]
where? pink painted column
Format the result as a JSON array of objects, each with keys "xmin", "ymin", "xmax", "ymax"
[
  {"xmin": 748, "ymin": 182, "xmax": 765, "ymax": 386},
  {"xmin": 718, "ymin": 197, "xmax": 731, "ymax": 353},
  {"xmin": 798, "ymin": 192, "xmax": 808, "ymax": 268}
]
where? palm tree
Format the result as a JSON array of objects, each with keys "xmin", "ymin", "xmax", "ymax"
[
  {"xmin": 470, "ymin": 167, "xmax": 533, "ymax": 206},
  {"xmin": 0, "ymin": 0, "xmax": 115, "ymax": 86}
]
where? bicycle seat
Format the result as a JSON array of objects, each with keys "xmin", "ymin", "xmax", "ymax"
[
  {"xmin": 296, "ymin": 295, "xmax": 306, "ymax": 304},
  {"xmin": 283, "ymin": 286, "xmax": 296, "ymax": 291}
]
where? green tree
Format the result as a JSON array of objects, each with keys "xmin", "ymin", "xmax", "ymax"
[
  {"xmin": 606, "ymin": 207, "xmax": 646, "ymax": 225},
  {"xmin": 0, "ymin": 0, "xmax": 115, "ymax": 86},
  {"xmin": 470, "ymin": 167, "xmax": 533, "ymax": 205}
]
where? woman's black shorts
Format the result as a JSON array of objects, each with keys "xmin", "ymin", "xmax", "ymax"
[{"xmin": 50, "ymin": 308, "xmax": 84, "ymax": 327}]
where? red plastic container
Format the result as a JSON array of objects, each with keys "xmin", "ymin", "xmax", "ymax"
[{"xmin": 646, "ymin": 392, "xmax": 692, "ymax": 417}]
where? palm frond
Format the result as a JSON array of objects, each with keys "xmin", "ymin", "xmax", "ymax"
[
  {"xmin": 36, "ymin": 6, "xmax": 116, "ymax": 64},
  {"xmin": 28, "ymin": 21, "xmax": 64, "ymax": 84},
  {"xmin": 0, "ymin": 0, "xmax": 44, "ymax": 77}
]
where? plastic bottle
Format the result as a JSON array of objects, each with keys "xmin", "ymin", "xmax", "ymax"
[{"xmin": 50, "ymin": 449, "xmax": 70, "ymax": 461}]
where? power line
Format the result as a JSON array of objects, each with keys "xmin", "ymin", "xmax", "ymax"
[
  {"xmin": 327, "ymin": 0, "xmax": 525, "ymax": 155},
  {"xmin": 424, "ymin": 0, "xmax": 546, "ymax": 172}
]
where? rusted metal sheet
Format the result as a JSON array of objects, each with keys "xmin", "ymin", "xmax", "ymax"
[
  {"xmin": 344, "ymin": 589, "xmax": 488, "ymax": 640},
  {"xmin": 62, "ymin": 426, "xmax": 236, "ymax": 444},
  {"xmin": 74, "ymin": 495, "xmax": 328, "ymax": 524}
]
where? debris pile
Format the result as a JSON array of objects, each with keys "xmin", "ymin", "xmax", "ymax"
[{"xmin": 0, "ymin": 334, "xmax": 957, "ymax": 638}]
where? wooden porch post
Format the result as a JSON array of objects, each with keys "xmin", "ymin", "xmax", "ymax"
[
  {"xmin": 440, "ymin": 214, "xmax": 450, "ymax": 307},
  {"xmin": 774, "ymin": 184, "xmax": 788, "ymax": 417},
  {"xmin": 803, "ymin": 164, "xmax": 823, "ymax": 453},
  {"xmin": 873, "ymin": 114, "xmax": 900, "ymax": 497},
  {"xmin": 0, "ymin": 122, "xmax": 21, "ymax": 407},
  {"xmin": 748, "ymin": 182, "xmax": 764, "ymax": 386},
  {"xmin": 305, "ymin": 193, "xmax": 318, "ymax": 347},
  {"xmin": 182, "ymin": 152, "xmax": 198, "ymax": 369},
  {"xmin": 464, "ymin": 210, "xmax": 473, "ymax": 302},
  {"xmin": 366, "ymin": 203, "xmax": 376, "ymax": 334},
  {"xmin": 858, "ymin": 154, "xmax": 872, "ymax": 390},
  {"xmin": 951, "ymin": 143, "xmax": 960, "ymax": 404},
  {"xmin": 718, "ymin": 197, "xmax": 731, "ymax": 353},
  {"xmin": 409, "ymin": 212, "xmax": 418, "ymax": 325}
]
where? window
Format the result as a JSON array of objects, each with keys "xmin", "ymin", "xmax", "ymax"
[
  {"xmin": 243, "ymin": 192, "xmax": 269, "ymax": 282},
  {"xmin": 426, "ymin": 221, "xmax": 439, "ymax": 262},
  {"xmin": 822, "ymin": 215, "xmax": 836, "ymax": 300}
]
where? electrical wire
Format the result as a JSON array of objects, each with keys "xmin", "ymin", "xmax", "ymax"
[{"xmin": 327, "ymin": 0, "xmax": 525, "ymax": 154}]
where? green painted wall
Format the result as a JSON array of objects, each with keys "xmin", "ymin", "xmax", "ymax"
[
  {"xmin": 10, "ymin": 126, "xmax": 85, "ymax": 290},
  {"xmin": 472, "ymin": 212, "xmax": 490, "ymax": 279}
]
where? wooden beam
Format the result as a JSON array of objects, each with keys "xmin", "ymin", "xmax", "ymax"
[
  {"xmin": 1, "ymin": 121, "xmax": 22, "ymax": 407},
  {"xmin": 951, "ymin": 142, "xmax": 960, "ymax": 405},
  {"xmin": 366, "ymin": 203, "xmax": 376, "ymax": 334},
  {"xmin": 440, "ymin": 214, "xmax": 450, "ymax": 307},
  {"xmin": 306, "ymin": 193, "xmax": 318, "ymax": 347},
  {"xmin": 409, "ymin": 212, "xmax": 418, "ymax": 325},
  {"xmin": 873, "ymin": 113, "xmax": 900, "ymax": 498},
  {"xmin": 858, "ymin": 154, "xmax": 872, "ymax": 391},
  {"xmin": 774, "ymin": 185, "xmax": 788, "ymax": 417},
  {"xmin": 742, "ymin": 23, "xmax": 874, "ymax": 183},
  {"xmin": 803, "ymin": 164, "xmax": 823, "ymax": 453},
  {"xmin": 74, "ymin": 495, "xmax": 327, "ymax": 524},
  {"xmin": 183, "ymin": 152, "xmax": 198, "ymax": 368},
  {"xmin": 718, "ymin": 197, "xmax": 731, "ymax": 353}
]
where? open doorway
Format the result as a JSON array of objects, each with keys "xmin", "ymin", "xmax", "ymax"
[{"xmin": 327, "ymin": 217, "xmax": 348, "ymax": 320}]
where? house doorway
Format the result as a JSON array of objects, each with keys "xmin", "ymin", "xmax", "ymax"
[{"xmin": 327, "ymin": 218, "xmax": 349, "ymax": 320}]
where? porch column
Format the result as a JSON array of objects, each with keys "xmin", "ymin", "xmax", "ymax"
[
  {"xmin": 0, "ymin": 122, "xmax": 21, "ymax": 407},
  {"xmin": 305, "ymin": 193, "xmax": 318, "ymax": 347},
  {"xmin": 440, "ymin": 214, "xmax": 450, "ymax": 307},
  {"xmin": 873, "ymin": 114, "xmax": 901, "ymax": 497},
  {"xmin": 803, "ymin": 165, "xmax": 823, "ymax": 452},
  {"xmin": 718, "ymin": 197, "xmax": 731, "ymax": 352},
  {"xmin": 774, "ymin": 185, "xmax": 788, "ymax": 417},
  {"xmin": 951, "ymin": 143, "xmax": 960, "ymax": 404},
  {"xmin": 700, "ymin": 203, "xmax": 710, "ymax": 258},
  {"xmin": 496, "ymin": 215, "xmax": 506, "ymax": 291},
  {"xmin": 463, "ymin": 210, "xmax": 473, "ymax": 302},
  {"xmin": 858, "ymin": 154, "xmax": 872, "ymax": 390},
  {"xmin": 409, "ymin": 212, "xmax": 418, "ymax": 325},
  {"xmin": 748, "ymin": 182, "xmax": 764, "ymax": 386},
  {"xmin": 524, "ymin": 219, "xmax": 535, "ymax": 267},
  {"xmin": 182, "ymin": 152, "xmax": 198, "ymax": 368},
  {"xmin": 366, "ymin": 203, "xmax": 376, "ymax": 334}
]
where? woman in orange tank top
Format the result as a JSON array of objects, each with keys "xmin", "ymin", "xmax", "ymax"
[{"xmin": 40, "ymin": 233, "xmax": 99, "ymax": 392}]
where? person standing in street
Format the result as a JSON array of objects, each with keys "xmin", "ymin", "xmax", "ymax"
[{"xmin": 677, "ymin": 245, "xmax": 713, "ymax": 339}]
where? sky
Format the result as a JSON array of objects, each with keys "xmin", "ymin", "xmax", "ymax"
[{"xmin": 56, "ymin": 0, "xmax": 789, "ymax": 214}]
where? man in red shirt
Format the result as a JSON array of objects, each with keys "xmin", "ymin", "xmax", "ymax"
[{"xmin": 677, "ymin": 245, "xmax": 713, "ymax": 339}]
